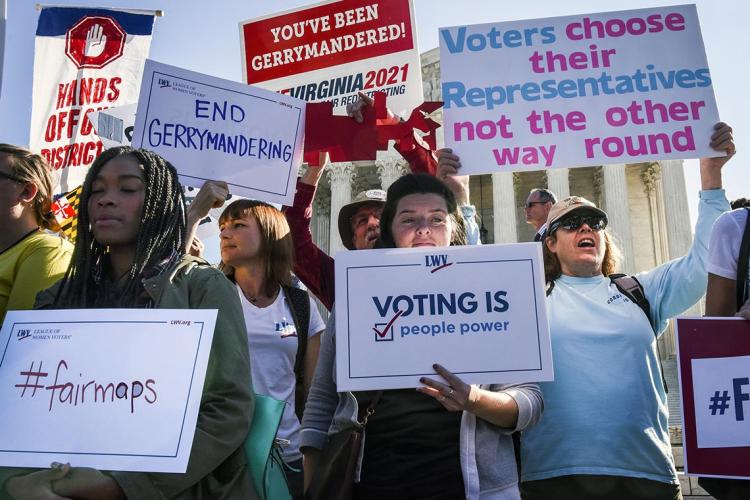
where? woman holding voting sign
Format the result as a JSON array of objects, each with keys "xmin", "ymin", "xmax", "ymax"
[
  {"xmin": 0, "ymin": 147, "xmax": 257, "ymax": 499},
  {"xmin": 518, "ymin": 123, "xmax": 735, "ymax": 500},
  {"xmin": 214, "ymin": 196, "xmax": 325, "ymax": 500},
  {"xmin": 301, "ymin": 173, "xmax": 543, "ymax": 500},
  {"xmin": 0, "ymin": 144, "xmax": 72, "ymax": 323}
]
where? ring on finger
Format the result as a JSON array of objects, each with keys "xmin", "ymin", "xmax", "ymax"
[{"xmin": 447, "ymin": 388, "xmax": 455, "ymax": 397}]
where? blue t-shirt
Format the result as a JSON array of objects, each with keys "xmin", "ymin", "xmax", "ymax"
[{"xmin": 521, "ymin": 189, "xmax": 729, "ymax": 484}]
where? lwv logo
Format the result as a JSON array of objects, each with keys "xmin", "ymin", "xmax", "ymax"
[
  {"xmin": 425, "ymin": 254, "xmax": 453, "ymax": 273},
  {"xmin": 158, "ymin": 78, "xmax": 171, "ymax": 89}
]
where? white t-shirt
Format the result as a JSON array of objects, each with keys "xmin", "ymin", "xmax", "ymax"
[
  {"xmin": 237, "ymin": 284, "xmax": 325, "ymax": 463},
  {"xmin": 708, "ymin": 208, "xmax": 749, "ymax": 292}
]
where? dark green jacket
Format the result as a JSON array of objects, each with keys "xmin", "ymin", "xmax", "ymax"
[{"xmin": 2, "ymin": 256, "xmax": 257, "ymax": 500}]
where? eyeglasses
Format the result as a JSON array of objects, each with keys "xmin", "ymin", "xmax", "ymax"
[
  {"xmin": 0, "ymin": 171, "xmax": 24, "ymax": 183},
  {"xmin": 525, "ymin": 201, "xmax": 548, "ymax": 209},
  {"xmin": 351, "ymin": 208, "xmax": 383, "ymax": 229},
  {"xmin": 549, "ymin": 214, "xmax": 608, "ymax": 233}
]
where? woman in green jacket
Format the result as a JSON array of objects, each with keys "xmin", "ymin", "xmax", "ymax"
[{"xmin": 1, "ymin": 147, "xmax": 257, "ymax": 500}]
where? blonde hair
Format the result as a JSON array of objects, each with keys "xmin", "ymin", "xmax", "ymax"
[
  {"xmin": 0, "ymin": 144, "xmax": 60, "ymax": 232},
  {"xmin": 543, "ymin": 228, "xmax": 622, "ymax": 283},
  {"xmin": 218, "ymin": 199, "xmax": 294, "ymax": 297}
]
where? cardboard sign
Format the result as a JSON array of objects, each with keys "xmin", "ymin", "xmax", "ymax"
[
  {"xmin": 440, "ymin": 5, "xmax": 721, "ymax": 174},
  {"xmin": 334, "ymin": 243, "xmax": 553, "ymax": 391},
  {"xmin": 240, "ymin": 0, "xmax": 423, "ymax": 117},
  {"xmin": 132, "ymin": 59, "xmax": 306, "ymax": 205},
  {"xmin": 88, "ymin": 103, "xmax": 137, "ymax": 149},
  {"xmin": 676, "ymin": 317, "xmax": 750, "ymax": 479},
  {"xmin": 30, "ymin": 7, "xmax": 155, "ymax": 191},
  {"xmin": 0, "ymin": 309, "xmax": 217, "ymax": 472}
]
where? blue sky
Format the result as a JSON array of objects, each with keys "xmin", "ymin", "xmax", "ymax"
[{"xmin": 1, "ymin": 0, "xmax": 747, "ymax": 230}]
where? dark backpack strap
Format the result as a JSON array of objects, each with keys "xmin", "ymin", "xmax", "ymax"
[
  {"xmin": 512, "ymin": 431, "xmax": 522, "ymax": 479},
  {"xmin": 281, "ymin": 284, "xmax": 311, "ymax": 421},
  {"xmin": 736, "ymin": 208, "xmax": 750, "ymax": 311},
  {"xmin": 609, "ymin": 274, "xmax": 668, "ymax": 393},
  {"xmin": 609, "ymin": 274, "xmax": 652, "ymax": 326}
]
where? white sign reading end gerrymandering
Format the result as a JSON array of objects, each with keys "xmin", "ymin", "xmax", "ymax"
[
  {"xmin": 132, "ymin": 59, "xmax": 306, "ymax": 205},
  {"xmin": 0, "ymin": 309, "xmax": 217, "ymax": 472},
  {"xmin": 334, "ymin": 243, "xmax": 553, "ymax": 391}
]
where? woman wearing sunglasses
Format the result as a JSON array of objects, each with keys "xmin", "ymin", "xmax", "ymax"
[
  {"xmin": 0, "ymin": 144, "xmax": 72, "ymax": 323},
  {"xmin": 519, "ymin": 122, "xmax": 736, "ymax": 500}
]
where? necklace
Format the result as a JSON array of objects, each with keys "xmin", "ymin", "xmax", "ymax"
[{"xmin": 242, "ymin": 290, "xmax": 258, "ymax": 303}]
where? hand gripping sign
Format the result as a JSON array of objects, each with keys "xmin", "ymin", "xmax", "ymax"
[
  {"xmin": 334, "ymin": 243, "xmax": 553, "ymax": 391},
  {"xmin": 0, "ymin": 309, "xmax": 217, "ymax": 472}
]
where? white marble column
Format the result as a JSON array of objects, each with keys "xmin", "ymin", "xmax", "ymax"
[
  {"xmin": 602, "ymin": 164, "xmax": 635, "ymax": 274},
  {"xmin": 660, "ymin": 160, "xmax": 693, "ymax": 259},
  {"xmin": 546, "ymin": 168, "xmax": 570, "ymax": 200},
  {"xmin": 491, "ymin": 172, "xmax": 518, "ymax": 243},
  {"xmin": 376, "ymin": 157, "xmax": 408, "ymax": 191},
  {"xmin": 641, "ymin": 163, "xmax": 670, "ymax": 265},
  {"xmin": 327, "ymin": 163, "xmax": 355, "ymax": 255}
]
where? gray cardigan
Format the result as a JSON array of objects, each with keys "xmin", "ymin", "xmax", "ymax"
[{"xmin": 301, "ymin": 310, "xmax": 544, "ymax": 500}]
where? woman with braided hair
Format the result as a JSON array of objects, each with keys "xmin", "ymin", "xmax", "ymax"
[
  {"xmin": 0, "ymin": 144, "xmax": 72, "ymax": 322},
  {"xmin": 0, "ymin": 146, "xmax": 258, "ymax": 500}
]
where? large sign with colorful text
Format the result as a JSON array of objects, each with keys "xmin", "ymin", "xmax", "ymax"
[
  {"xmin": 440, "ymin": 5, "xmax": 721, "ymax": 174},
  {"xmin": 334, "ymin": 243, "xmax": 553, "ymax": 391},
  {"xmin": 132, "ymin": 59, "xmax": 306, "ymax": 205},
  {"xmin": 0, "ymin": 309, "xmax": 216, "ymax": 472},
  {"xmin": 30, "ymin": 7, "xmax": 155, "ymax": 191},
  {"xmin": 240, "ymin": 0, "xmax": 423, "ymax": 117},
  {"xmin": 676, "ymin": 317, "xmax": 750, "ymax": 479}
]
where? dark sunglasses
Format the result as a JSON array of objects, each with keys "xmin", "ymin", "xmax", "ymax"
[
  {"xmin": 549, "ymin": 214, "xmax": 608, "ymax": 233},
  {"xmin": 0, "ymin": 171, "xmax": 24, "ymax": 183}
]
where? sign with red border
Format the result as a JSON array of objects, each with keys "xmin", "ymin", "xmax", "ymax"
[{"xmin": 676, "ymin": 317, "xmax": 750, "ymax": 479}]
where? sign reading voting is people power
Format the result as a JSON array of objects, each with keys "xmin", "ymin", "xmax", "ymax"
[
  {"xmin": 0, "ymin": 309, "xmax": 216, "ymax": 472},
  {"xmin": 335, "ymin": 244, "xmax": 553, "ymax": 391},
  {"xmin": 132, "ymin": 59, "xmax": 306, "ymax": 205},
  {"xmin": 440, "ymin": 5, "xmax": 721, "ymax": 175}
]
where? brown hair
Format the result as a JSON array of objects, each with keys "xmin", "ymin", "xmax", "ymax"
[
  {"xmin": 218, "ymin": 199, "xmax": 293, "ymax": 297},
  {"xmin": 0, "ymin": 144, "xmax": 60, "ymax": 231},
  {"xmin": 543, "ymin": 228, "xmax": 622, "ymax": 283},
  {"xmin": 378, "ymin": 173, "xmax": 467, "ymax": 248}
]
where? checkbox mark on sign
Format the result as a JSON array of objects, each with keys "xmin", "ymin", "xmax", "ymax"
[{"xmin": 373, "ymin": 309, "xmax": 403, "ymax": 342}]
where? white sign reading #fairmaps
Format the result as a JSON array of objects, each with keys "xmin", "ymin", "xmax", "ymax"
[
  {"xmin": 335, "ymin": 243, "xmax": 553, "ymax": 391},
  {"xmin": 133, "ymin": 59, "xmax": 306, "ymax": 205},
  {"xmin": 0, "ymin": 309, "xmax": 217, "ymax": 472},
  {"xmin": 439, "ymin": 5, "xmax": 721, "ymax": 175}
]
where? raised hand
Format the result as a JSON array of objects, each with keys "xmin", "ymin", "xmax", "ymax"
[{"xmin": 84, "ymin": 24, "xmax": 107, "ymax": 59}]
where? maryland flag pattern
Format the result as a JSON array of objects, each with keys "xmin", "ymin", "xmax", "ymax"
[{"xmin": 51, "ymin": 185, "xmax": 82, "ymax": 242}]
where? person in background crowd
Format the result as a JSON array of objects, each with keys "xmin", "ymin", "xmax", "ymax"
[
  {"xmin": 525, "ymin": 189, "xmax": 557, "ymax": 242},
  {"xmin": 698, "ymin": 196, "xmax": 750, "ymax": 500},
  {"xmin": 301, "ymin": 173, "xmax": 542, "ymax": 500},
  {"xmin": 0, "ymin": 146, "xmax": 256, "ymax": 500},
  {"xmin": 519, "ymin": 122, "xmax": 734, "ymax": 500},
  {"xmin": 0, "ymin": 144, "xmax": 72, "ymax": 323},
  {"xmin": 729, "ymin": 197, "xmax": 750, "ymax": 210},
  {"xmin": 216, "ymin": 198, "xmax": 325, "ymax": 500},
  {"xmin": 284, "ymin": 94, "xmax": 478, "ymax": 311}
]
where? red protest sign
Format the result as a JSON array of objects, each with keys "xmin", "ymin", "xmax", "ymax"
[
  {"xmin": 676, "ymin": 317, "xmax": 750, "ymax": 479},
  {"xmin": 240, "ymin": 0, "xmax": 422, "ymax": 117}
]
